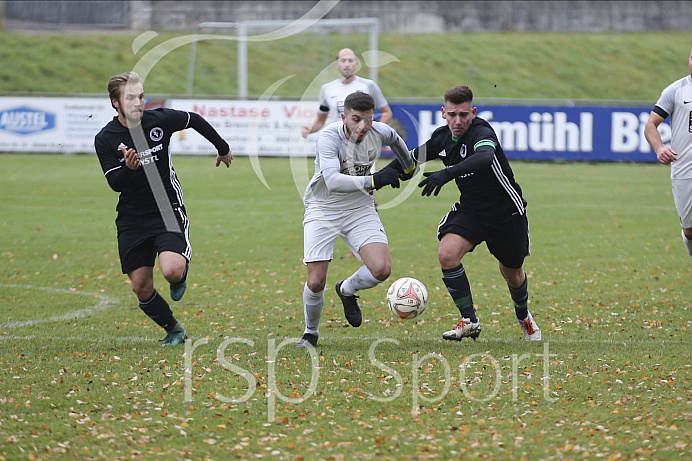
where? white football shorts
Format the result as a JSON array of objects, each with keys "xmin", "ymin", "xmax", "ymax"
[
  {"xmin": 303, "ymin": 205, "xmax": 388, "ymax": 263},
  {"xmin": 671, "ymin": 178, "xmax": 692, "ymax": 228}
]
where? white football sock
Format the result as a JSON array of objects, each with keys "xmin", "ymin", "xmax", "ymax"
[
  {"xmin": 303, "ymin": 282, "xmax": 324, "ymax": 336},
  {"xmin": 341, "ymin": 265, "xmax": 381, "ymax": 296}
]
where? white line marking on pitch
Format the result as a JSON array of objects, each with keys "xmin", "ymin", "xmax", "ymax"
[{"xmin": 0, "ymin": 283, "xmax": 119, "ymax": 328}]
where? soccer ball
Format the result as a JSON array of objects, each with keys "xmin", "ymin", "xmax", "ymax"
[{"xmin": 386, "ymin": 277, "xmax": 428, "ymax": 320}]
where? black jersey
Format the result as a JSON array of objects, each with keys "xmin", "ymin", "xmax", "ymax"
[
  {"xmin": 95, "ymin": 108, "xmax": 227, "ymax": 227},
  {"xmin": 413, "ymin": 117, "xmax": 526, "ymax": 220}
]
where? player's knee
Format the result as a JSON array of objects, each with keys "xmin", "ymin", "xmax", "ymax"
[
  {"xmin": 371, "ymin": 262, "xmax": 391, "ymax": 282},
  {"xmin": 438, "ymin": 246, "xmax": 460, "ymax": 268},
  {"xmin": 131, "ymin": 279, "xmax": 154, "ymax": 300},
  {"xmin": 683, "ymin": 227, "xmax": 692, "ymax": 241},
  {"xmin": 500, "ymin": 264, "xmax": 525, "ymax": 286},
  {"xmin": 307, "ymin": 277, "xmax": 326, "ymax": 294},
  {"xmin": 162, "ymin": 264, "xmax": 186, "ymax": 284}
]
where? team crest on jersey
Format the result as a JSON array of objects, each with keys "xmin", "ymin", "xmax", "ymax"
[
  {"xmin": 150, "ymin": 127, "xmax": 163, "ymax": 142},
  {"xmin": 460, "ymin": 144, "xmax": 467, "ymax": 158},
  {"xmin": 439, "ymin": 149, "xmax": 447, "ymax": 157}
]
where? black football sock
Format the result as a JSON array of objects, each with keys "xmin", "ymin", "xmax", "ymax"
[
  {"xmin": 442, "ymin": 264, "xmax": 477, "ymax": 322},
  {"xmin": 509, "ymin": 276, "xmax": 529, "ymax": 320},
  {"xmin": 138, "ymin": 289, "xmax": 178, "ymax": 331}
]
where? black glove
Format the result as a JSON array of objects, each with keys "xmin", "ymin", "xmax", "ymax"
[
  {"xmin": 385, "ymin": 157, "xmax": 417, "ymax": 181},
  {"xmin": 418, "ymin": 169, "xmax": 454, "ymax": 196},
  {"xmin": 399, "ymin": 171, "xmax": 414, "ymax": 181},
  {"xmin": 372, "ymin": 167, "xmax": 401, "ymax": 190}
]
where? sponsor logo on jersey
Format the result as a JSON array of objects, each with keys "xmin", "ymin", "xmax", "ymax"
[
  {"xmin": 137, "ymin": 143, "xmax": 163, "ymax": 165},
  {"xmin": 0, "ymin": 106, "xmax": 56, "ymax": 136},
  {"xmin": 150, "ymin": 127, "xmax": 163, "ymax": 142},
  {"xmin": 341, "ymin": 164, "xmax": 371, "ymax": 176}
]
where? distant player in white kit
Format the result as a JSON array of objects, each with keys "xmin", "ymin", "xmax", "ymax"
[
  {"xmin": 296, "ymin": 91, "xmax": 416, "ymax": 348},
  {"xmin": 645, "ymin": 46, "xmax": 692, "ymax": 259},
  {"xmin": 301, "ymin": 48, "xmax": 392, "ymax": 138}
]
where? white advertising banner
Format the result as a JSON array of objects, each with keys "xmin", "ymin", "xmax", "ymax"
[
  {"xmin": 167, "ymin": 99, "xmax": 319, "ymax": 157},
  {"xmin": 0, "ymin": 96, "xmax": 662, "ymax": 163},
  {"xmin": 0, "ymin": 97, "xmax": 114, "ymax": 154}
]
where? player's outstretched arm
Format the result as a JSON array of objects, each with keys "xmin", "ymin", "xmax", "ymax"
[
  {"xmin": 418, "ymin": 146, "xmax": 494, "ymax": 196},
  {"xmin": 378, "ymin": 104, "xmax": 393, "ymax": 125},
  {"xmin": 302, "ymin": 113, "xmax": 328, "ymax": 138},
  {"xmin": 388, "ymin": 134, "xmax": 416, "ymax": 175},
  {"xmin": 418, "ymin": 169, "xmax": 453, "ymax": 196},
  {"xmin": 188, "ymin": 112, "xmax": 231, "ymax": 162}
]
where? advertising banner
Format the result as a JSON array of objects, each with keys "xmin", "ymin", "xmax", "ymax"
[
  {"xmin": 391, "ymin": 103, "xmax": 666, "ymax": 163},
  {"xmin": 0, "ymin": 97, "xmax": 113, "ymax": 153},
  {"xmin": 167, "ymin": 99, "xmax": 318, "ymax": 157},
  {"xmin": 0, "ymin": 97, "xmax": 668, "ymax": 163}
]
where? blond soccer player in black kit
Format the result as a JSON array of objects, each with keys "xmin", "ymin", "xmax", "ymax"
[
  {"xmin": 95, "ymin": 71, "xmax": 232, "ymax": 346},
  {"xmin": 393, "ymin": 85, "xmax": 541, "ymax": 341}
]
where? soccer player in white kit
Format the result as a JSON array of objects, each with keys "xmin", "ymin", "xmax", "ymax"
[
  {"xmin": 645, "ymin": 46, "xmax": 692, "ymax": 259},
  {"xmin": 301, "ymin": 48, "xmax": 392, "ymax": 138},
  {"xmin": 296, "ymin": 92, "xmax": 416, "ymax": 348}
]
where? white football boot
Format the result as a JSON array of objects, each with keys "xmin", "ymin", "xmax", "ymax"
[
  {"xmin": 442, "ymin": 318, "xmax": 481, "ymax": 341},
  {"xmin": 517, "ymin": 312, "xmax": 542, "ymax": 341}
]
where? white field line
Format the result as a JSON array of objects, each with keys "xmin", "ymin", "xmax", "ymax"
[
  {"xmin": 0, "ymin": 283, "xmax": 119, "ymax": 328},
  {"xmin": 0, "ymin": 284, "xmax": 685, "ymax": 346}
]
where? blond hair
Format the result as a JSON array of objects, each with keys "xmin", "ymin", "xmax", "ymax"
[{"xmin": 107, "ymin": 71, "xmax": 142, "ymax": 109}]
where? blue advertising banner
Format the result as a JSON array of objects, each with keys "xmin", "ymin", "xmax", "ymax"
[{"xmin": 390, "ymin": 103, "xmax": 669, "ymax": 163}]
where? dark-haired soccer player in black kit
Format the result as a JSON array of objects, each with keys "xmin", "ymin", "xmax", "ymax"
[
  {"xmin": 95, "ymin": 71, "xmax": 232, "ymax": 346},
  {"xmin": 396, "ymin": 85, "xmax": 541, "ymax": 341}
]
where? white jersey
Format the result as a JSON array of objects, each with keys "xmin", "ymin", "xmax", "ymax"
[
  {"xmin": 303, "ymin": 121, "xmax": 414, "ymax": 212},
  {"xmin": 318, "ymin": 76, "xmax": 388, "ymax": 124},
  {"xmin": 654, "ymin": 75, "xmax": 692, "ymax": 179}
]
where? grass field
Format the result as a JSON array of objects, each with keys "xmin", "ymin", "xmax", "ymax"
[
  {"xmin": 1, "ymin": 153, "xmax": 690, "ymax": 460},
  {"xmin": 2, "ymin": 30, "xmax": 692, "ymax": 101}
]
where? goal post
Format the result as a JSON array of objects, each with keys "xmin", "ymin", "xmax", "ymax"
[{"xmin": 186, "ymin": 18, "xmax": 380, "ymax": 97}]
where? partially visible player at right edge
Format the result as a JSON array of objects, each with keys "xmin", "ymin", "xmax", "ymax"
[
  {"xmin": 644, "ymin": 46, "xmax": 692, "ymax": 260},
  {"xmin": 401, "ymin": 85, "xmax": 541, "ymax": 341}
]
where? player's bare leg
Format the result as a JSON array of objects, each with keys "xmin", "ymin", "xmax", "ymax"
[
  {"xmin": 337, "ymin": 243, "xmax": 391, "ymax": 327},
  {"xmin": 160, "ymin": 251, "xmax": 188, "ymax": 302},
  {"xmin": 129, "ymin": 265, "xmax": 187, "ymax": 345},
  {"xmin": 357, "ymin": 242, "xmax": 391, "ymax": 282},
  {"xmin": 129, "ymin": 266, "xmax": 155, "ymax": 300}
]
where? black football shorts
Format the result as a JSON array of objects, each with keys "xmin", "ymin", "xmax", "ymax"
[
  {"xmin": 437, "ymin": 204, "xmax": 530, "ymax": 269},
  {"xmin": 116, "ymin": 208, "xmax": 191, "ymax": 274}
]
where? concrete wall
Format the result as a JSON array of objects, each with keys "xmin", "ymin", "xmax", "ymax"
[{"xmin": 129, "ymin": 1, "xmax": 692, "ymax": 33}]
